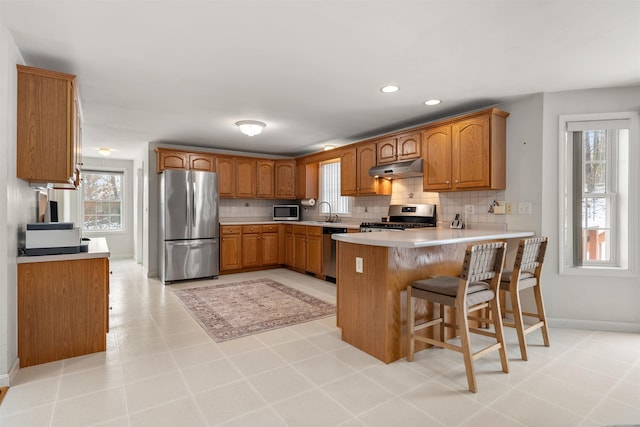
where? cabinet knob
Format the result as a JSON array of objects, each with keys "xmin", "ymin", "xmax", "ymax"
[
  {"xmin": 454, "ymin": 180, "xmax": 459, "ymax": 184},
  {"xmin": 445, "ymin": 180, "xmax": 450, "ymax": 184}
]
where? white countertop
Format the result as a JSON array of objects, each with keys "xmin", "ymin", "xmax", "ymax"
[
  {"xmin": 17, "ymin": 237, "xmax": 111, "ymax": 264},
  {"xmin": 332, "ymin": 228, "xmax": 535, "ymax": 248},
  {"xmin": 219, "ymin": 220, "xmax": 361, "ymax": 229}
]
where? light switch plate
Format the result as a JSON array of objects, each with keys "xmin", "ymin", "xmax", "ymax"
[
  {"xmin": 355, "ymin": 257, "xmax": 363, "ymax": 273},
  {"xmin": 464, "ymin": 204, "xmax": 475, "ymax": 215},
  {"xmin": 518, "ymin": 202, "xmax": 532, "ymax": 215}
]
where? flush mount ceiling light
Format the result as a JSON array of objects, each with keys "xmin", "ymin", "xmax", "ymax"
[
  {"xmin": 424, "ymin": 99, "xmax": 441, "ymax": 106},
  {"xmin": 380, "ymin": 85, "xmax": 399, "ymax": 93},
  {"xmin": 98, "ymin": 147, "xmax": 111, "ymax": 156},
  {"xmin": 323, "ymin": 144, "xmax": 336, "ymax": 151},
  {"xmin": 236, "ymin": 120, "xmax": 266, "ymax": 136}
]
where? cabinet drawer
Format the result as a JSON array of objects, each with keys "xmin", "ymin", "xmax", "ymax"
[
  {"xmin": 261, "ymin": 224, "xmax": 279, "ymax": 233},
  {"xmin": 242, "ymin": 225, "xmax": 261, "ymax": 233},
  {"xmin": 293, "ymin": 225, "xmax": 307, "ymax": 235},
  {"xmin": 221, "ymin": 226, "xmax": 241, "ymax": 235},
  {"xmin": 306, "ymin": 226, "xmax": 322, "ymax": 236}
]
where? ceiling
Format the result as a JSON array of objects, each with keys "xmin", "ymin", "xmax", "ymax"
[{"xmin": 1, "ymin": 1, "xmax": 639, "ymax": 160}]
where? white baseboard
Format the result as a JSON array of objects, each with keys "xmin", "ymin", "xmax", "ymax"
[
  {"xmin": 549, "ymin": 318, "xmax": 640, "ymax": 333},
  {"xmin": 0, "ymin": 357, "xmax": 20, "ymax": 387}
]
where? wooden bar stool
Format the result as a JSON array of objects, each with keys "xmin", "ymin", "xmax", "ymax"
[
  {"xmin": 500, "ymin": 236, "xmax": 549, "ymax": 361},
  {"xmin": 407, "ymin": 242, "xmax": 509, "ymax": 393}
]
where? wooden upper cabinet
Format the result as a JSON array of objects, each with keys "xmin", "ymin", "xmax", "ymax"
[
  {"xmin": 423, "ymin": 125, "xmax": 453, "ymax": 191},
  {"xmin": 295, "ymin": 159, "xmax": 319, "ymax": 199},
  {"xmin": 17, "ymin": 65, "xmax": 80, "ymax": 187},
  {"xmin": 376, "ymin": 137, "xmax": 397, "ymax": 164},
  {"xmin": 397, "ymin": 132, "xmax": 422, "ymax": 161},
  {"xmin": 189, "ymin": 153, "xmax": 216, "ymax": 172},
  {"xmin": 256, "ymin": 160, "xmax": 275, "ymax": 198},
  {"xmin": 422, "ymin": 109, "xmax": 507, "ymax": 192},
  {"xmin": 340, "ymin": 148, "xmax": 357, "ymax": 196},
  {"xmin": 157, "ymin": 149, "xmax": 189, "ymax": 172},
  {"xmin": 216, "ymin": 156, "xmax": 235, "ymax": 198},
  {"xmin": 453, "ymin": 115, "xmax": 491, "ymax": 189},
  {"xmin": 235, "ymin": 158, "xmax": 257, "ymax": 198},
  {"xmin": 356, "ymin": 143, "xmax": 379, "ymax": 195},
  {"xmin": 341, "ymin": 144, "xmax": 390, "ymax": 196},
  {"xmin": 275, "ymin": 159, "xmax": 296, "ymax": 199},
  {"xmin": 376, "ymin": 132, "xmax": 421, "ymax": 164}
]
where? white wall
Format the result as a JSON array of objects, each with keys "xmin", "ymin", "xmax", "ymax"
[
  {"xmin": 0, "ymin": 24, "xmax": 37, "ymax": 385},
  {"xmin": 540, "ymin": 86, "xmax": 640, "ymax": 329},
  {"xmin": 58, "ymin": 157, "xmax": 136, "ymax": 259}
]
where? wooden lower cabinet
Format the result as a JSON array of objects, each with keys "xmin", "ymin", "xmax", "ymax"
[
  {"xmin": 290, "ymin": 225, "xmax": 322, "ymax": 274},
  {"xmin": 284, "ymin": 225, "xmax": 295, "ymax": 266},
  {"xmin": 18, "ymin": 257, "xmax": 110, "ymax": 368},
  {"xmin": 220, "ymin": 226, "xmax": 242, "ymax": 270}
]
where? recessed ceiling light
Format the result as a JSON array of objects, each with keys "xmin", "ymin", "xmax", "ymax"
[
  {"xmin": 381, "ymin": 85, "xmax": 399, "ymax": 93},
  {"xmin": 424, "ymin": 99, "xmax": 441, "ymax": 106}
]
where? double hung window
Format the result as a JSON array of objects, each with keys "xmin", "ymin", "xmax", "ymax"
[
  {"xmin": 82, "ymin": 170, "xmax": 124, "ymax": 232},
  {"xmin": 559, "ymin": 113, "xmax": 636, "ymax": 273}
]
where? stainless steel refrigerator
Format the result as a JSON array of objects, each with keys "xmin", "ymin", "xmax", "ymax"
[{"xmin": 160, "ymin": 169, "xmax": 219, "ymax": 283}]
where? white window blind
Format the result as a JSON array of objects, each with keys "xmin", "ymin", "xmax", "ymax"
[{"xmin": 320, "ymin": 160, "xmax": 352, "ymax": 215}]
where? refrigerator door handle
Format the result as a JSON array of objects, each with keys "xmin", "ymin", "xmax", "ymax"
[{"xmin": 192, "ymin": 180, "xmax": 197, "ymax": 227}]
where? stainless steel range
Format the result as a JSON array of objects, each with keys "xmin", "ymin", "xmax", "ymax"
[{"xmin": 360, "ymin": 204, "xmax": 437, "ymax": 232}]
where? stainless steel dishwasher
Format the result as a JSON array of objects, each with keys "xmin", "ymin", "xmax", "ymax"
[{"xmin": 322, "ymin": 227, "xmax": 347, "ymax": 282}]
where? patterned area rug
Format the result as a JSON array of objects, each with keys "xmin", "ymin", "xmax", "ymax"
[{"xmin": 173, "ymin": 278, "xmax": 336, "ymax": 342}]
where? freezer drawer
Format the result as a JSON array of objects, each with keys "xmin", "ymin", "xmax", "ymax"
[{"xmin": 163, "ymin": 239, "xmax": 219, "ymax": 283}]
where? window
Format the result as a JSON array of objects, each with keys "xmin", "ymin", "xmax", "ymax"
[
  {"xmin": 319, "ymin": 159, "xmax": 352, "ymax": 216},
  {"xmin": 559, "ymin": 113, "xmax": 637, "ymax": 274},
  {"xmin": 82, "ymin": 170, "xmax": 124, "ymax": 232}
]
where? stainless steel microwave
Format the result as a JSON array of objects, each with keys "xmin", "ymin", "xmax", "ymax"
[{"xmin": 273, "ymin": 204, "xmax": 299, "ymax": 221}]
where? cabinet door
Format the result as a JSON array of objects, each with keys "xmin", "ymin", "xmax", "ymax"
[
  {"xmin": 256, "ymin": 160, "xmax": 275, "ymax": 198},
  {"xmin": 157, "ymin": 150, "xmax": 189, "ymax": 172},
  {"xmin": 236, "ymin": 158, "xmax": 257, "ymax": 198},
  {"xmin": 275, "ymin": 160, "xmax": 296, "ymax": 199},
  {"xmin": 306, "ymin": 232, "xmax": 323, "ymax": 274},
  {"xmin": 293, "ymin": 228, "xmax": 307, "ymax": 270},
  {"xmin": 261, "ymin": 232, "xmax": 279, "ymax": 265},
  {"xmin": 423, "ymin": 125, "xmax": 453, "ymax": 191},
  {"xmin": 397, "ymin": 132, "xmax": 422, "ymax": 161},
  {"xmin": 453, "ymin": 116, "xmax": 490, "ymax": 189},
  {"xmin": 340, "ymin": 148, "xmax": 357, "ymax": 196},
  {"xmin": 356, "ymin": 143, "xmax": 378, "ymax": 195},
  {"xmin": 216, "ymin": 157, "xmax": 235, "ymax": 198},
  {"xmin": 220, "ymin": 233, "xmax": 242, "ymax": 270},
  {"xmin": 376, "ymin": 137, "xmax": 397, "ymax": 164},
  {"xmin": 284, "ymin": 227, "xmax": 294, "ymax": 266},
  {"xmin": 189, "ymin": 153, "xmax": 216, "ymax": 172},
  {"xmin": 17, "ymin": 66, "xmax": 76, "ymax": 185},
  {"xmin": 242, "ymin": 232, "xmax": 260, "ymax": 267},
  {"xmin": 296, "ymin": 160, "xmax": 319, "ymax": 199}
]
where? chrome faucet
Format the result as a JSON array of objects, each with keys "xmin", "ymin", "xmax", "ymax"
[{"xmin": 318, "ymin": 201, "xmax": 335, "ymax": 222}]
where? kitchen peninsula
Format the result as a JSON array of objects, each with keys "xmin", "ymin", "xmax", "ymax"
[{"xmin": 332, "ymin": 228, "xmax": 534, "ymax": 363}]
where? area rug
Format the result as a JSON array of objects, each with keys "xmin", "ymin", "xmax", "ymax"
[{"xmin": 173, "ymin": 278, "xmax": 335, "ymax": 342}]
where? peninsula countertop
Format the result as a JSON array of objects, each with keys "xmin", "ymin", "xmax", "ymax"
[
  {"xmin": 332, "ymin": 228, "xmax": 535, "ymax": 248},
  {"xmin": 17, "ymin": 237, "xmax": 111, "ymax": 264}
]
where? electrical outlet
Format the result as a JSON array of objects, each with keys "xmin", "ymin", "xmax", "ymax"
[
  {"xmin": 355, "ymin": 257, "xmax": 363, "ymax": 273},
  {"xmin": 505, "ymin": 203, "xmax": 512, "ymax": 214},
  {"xmin": 464, "ymin": 204, "xmax": 475, "ymax": 215},
  {"xmin": 518, "ymin": 202, "xmax": 532, "ymax": 215}
]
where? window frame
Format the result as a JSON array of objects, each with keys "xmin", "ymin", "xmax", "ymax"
[
  {"xmin": 80, "ymin": 168, "xmax": 127, "ymax": 235},
  {"xmin": 558, "ymin": 112, "xmax": 638, "ymax": 278}
]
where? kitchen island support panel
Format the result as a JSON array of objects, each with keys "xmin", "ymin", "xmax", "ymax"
[{"xmin": 18, "ymin": 256, "xmax": 110, "ymax": 367}]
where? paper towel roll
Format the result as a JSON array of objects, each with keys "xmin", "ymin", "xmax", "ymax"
[{"xmin": 300, "ymin": 198, "xmax": 316, "ymax": 207}]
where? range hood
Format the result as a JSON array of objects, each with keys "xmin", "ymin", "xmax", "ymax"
[{"xmin": 368, "ymin": 159, "xmax": 423, "ymax": 179}]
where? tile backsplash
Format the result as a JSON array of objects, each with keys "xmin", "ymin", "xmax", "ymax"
[{"xmin": 219, "ymin": 176, "xmax": 507, "ymax": 227}]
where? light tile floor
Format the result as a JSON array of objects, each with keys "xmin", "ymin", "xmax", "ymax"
[{"xmin": 1, "ymin": 259, "xmax": 639, "ymax": 426}]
